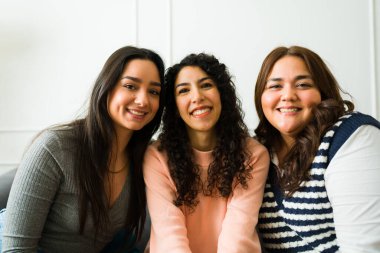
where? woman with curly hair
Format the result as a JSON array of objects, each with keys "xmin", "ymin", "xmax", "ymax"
[
  {"xmin": 255, "ymin": 46, "xmax": 380, "ymax": 252},
  {"xmin": 143, "ymin": 53, "xmax": 269, "ymax": 253}
]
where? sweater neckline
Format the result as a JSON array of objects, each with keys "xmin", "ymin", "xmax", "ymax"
[{"xmin": 192, "ymin": 147, "xmax": 213, "ymax": 167}]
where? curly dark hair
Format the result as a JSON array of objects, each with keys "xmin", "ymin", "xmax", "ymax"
[
  {"xmin": 159, "ymin": 53, "xmax": 252, "ymax": 209},
  {"xmin": 254, "ymin": 46, "xmax": 354, "ymax": 196}
]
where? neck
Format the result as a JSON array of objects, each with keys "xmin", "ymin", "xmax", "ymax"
[
  {"xmin": 108, "ymin": 130, "xmax": 133, "ymax": 173},
  {"xmin": 114, "ymin": 125, "xmax": 134, "ymax": 150},
  {"xmin": 281, "ymin": 134, "xmax": 295, "ymax": 150},
  {"xmin": 277, "ymin": 136, "xmax": 295, "ymax": 165},
  {"xmin": 188, "ymin": 129, "xmax": 217, "ymax": 151}
]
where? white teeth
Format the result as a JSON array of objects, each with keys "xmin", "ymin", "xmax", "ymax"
[
  {"xmin": 280, "ymin": 108, "xmax": 299, "ymax": 113},
  {"xmin": 129, "ymin": 109, "xmax": 145, "ymax": 116},
  {"xmin": 192, "ymin": 108, "xmax": 210, "ymax": 116}
]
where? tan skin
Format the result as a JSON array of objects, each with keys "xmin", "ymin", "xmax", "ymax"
[
  {"xmin": 106, "ymin": 59, "xmax": 161, "ymax": 206},
  {"xmin": 174, "ymin": 66, "xmax": 222, "ymax": 152},
  {"xmin": 261, "ymin": 56, "xmax": 321, "ymax": 166}
]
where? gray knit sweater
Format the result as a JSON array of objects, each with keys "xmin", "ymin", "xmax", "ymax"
[{"xmin": 2, "ymin": 129, "xmax": 149, "ymax": 253}]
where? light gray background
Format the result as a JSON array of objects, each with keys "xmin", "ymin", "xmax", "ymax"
[{"xmin": 1, "ymin": 0, "xmax": 379, "ymax": 174}]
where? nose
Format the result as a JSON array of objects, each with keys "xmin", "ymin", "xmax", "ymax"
[
  {"xmin": 281, "ymin": 85, "xmax": 297, "ymax": 101},
  {"xmin": 191, "ymin": 87, "xmax": 204, "ymax": 103},
  {"xmin": 134, "ymin": 90, "xmax": 149, "ymax": 107}
]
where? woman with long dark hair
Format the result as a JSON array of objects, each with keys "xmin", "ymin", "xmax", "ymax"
[
  {"xmin": 143, "ymin": 53, "xmax": 269, "ymax": 252},
  {"xmin": 255, "ymin": 46, "xmax": 380, "ymax": 252},
  {"xmin": 0, "ymin": 45, "xmax": 165, "ymax": 253}
]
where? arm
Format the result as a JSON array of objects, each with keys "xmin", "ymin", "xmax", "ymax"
[
  {"xmin": 143, "ymin": 145, "xmax": 192, "ymax": 253},
  {"xmin": 326, "ymin": 125, "xmax": 380, "ymax": 253},
  {"xmin": 217, "ymin": 139, "xmax": 270, "ymax": 253},
  {"xmin": 2, "ymin": 132, "xmax": 62, "ymax": 253}
]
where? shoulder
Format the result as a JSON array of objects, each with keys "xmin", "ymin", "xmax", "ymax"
[
  {"xmin": 144, "ymin": 140, "xmax": 168, "ymax": 164},
  {"xmin": 25, "ymin": 128, "xmax": 79, "ymax": 168},
  {"xmin": 26, "ymin": 130, "xmax": 61, "ymax": 155},
  {"xmin": 16, "ymin": 130, "xmax": 75, "ymax": 178},
  {"xmin": 330, "ymin": 124, "xmax": 380, "ymax": 163},
  {"xmin": 328, "ymin": 112, "xmax": 380, "ymax": 161},
  {"xmin": 245, "ymin": 137, "xmax": 269, "ymax": 156},
  {"xmin": 143, "ymin": 141, "xmax": 172, "ymax": 178},
  {"xmin": 333, "ymin": 112, "xmax": 380, "ymax": 134},
  {"xmin": 36, "ymin": 128, "xmax": 77, "ymax": 152},
  {"xmin": 146, "ymin": 140, "xmax": 164, "ymax": 155},
  {"xmin": 245, "ymin": 137, "xmax": 270, "ymax": 166}
]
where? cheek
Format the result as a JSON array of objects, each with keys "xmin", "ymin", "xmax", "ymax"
[
  {"xmin": 151, "ymin": 98, "xmax": 160, "ymax": 113},
  {"xmin": 261, "ymin": 92, "xmax": 276, "ymax": 111},
  {"xmin": 303, "ymin": 91, "xmax": 322, "ymax": 107},
  {"xmin": 109, "ymin": 90, "xmax": 126, "ymax": 106},
  {"xmin": 107, "ymin": 93, "xmax": 118, "ymax": 111},
  {"xmin": 175, "ymin": 98, "xmax": 186, "ymax": 115}
]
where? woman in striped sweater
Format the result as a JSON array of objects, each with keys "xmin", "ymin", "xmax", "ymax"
[{"xmin": 254, "ymin": 45, "xmax": 380, "ymax": 252}]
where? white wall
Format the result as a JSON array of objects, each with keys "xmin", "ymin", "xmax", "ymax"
[{"xmin": 1, "ymin": 0, "xmax": 379, "ymax": 175}]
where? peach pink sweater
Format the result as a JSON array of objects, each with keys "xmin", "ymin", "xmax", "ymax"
[{"xmin": 143, "ymin": 138, "xmax": 269, "ymax": 253}]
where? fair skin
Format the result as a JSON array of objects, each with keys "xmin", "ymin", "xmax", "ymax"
[
  {"xmin": 261, "ymin": 56, "xmax": 321, "ymax": 161},
  {"xmin": 106, "ymin": 59, "xmax": 161, "ymax": 205},
  {"xmin": 174, "ymin": 66, "xmax": 221, "ymax": 151}
]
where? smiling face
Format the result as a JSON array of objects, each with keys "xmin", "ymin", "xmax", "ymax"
[
  {"xmin": 261, "ymin": 56, "xmax": 321, "ymax": 145},
  {"xmin": 107, "ymin": 59, "xmax": 161, "ymax": 136},
  {"xmin": 174, "ymin": 66, "xmax": 222, "ymax": 139}
]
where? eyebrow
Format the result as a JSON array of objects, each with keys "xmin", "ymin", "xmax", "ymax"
[
  {"xmin": 121, "ymin": 76, "xmax": 161, "ymax": 87},
  {"xmin": 175, "ymin": 76, "xmax": 212, "ymax": 89},
  {"xmin": 266, "ymin": 75, "xmax": 312, "ymax": 83}
]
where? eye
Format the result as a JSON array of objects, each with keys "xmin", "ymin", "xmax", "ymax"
[
  {"xmin": 122, "ymin": 84, "xmax": 136, "ymax": 90},
  {"xmin": 201, "ymin": 82, "xmax": 214, "ymax": 89},
  {"xmin": 177, "ymin": 87, "xmax": 190, "ymax": 94},
  {"xmin": 267, "ymin": 83, "xmax": 282, "ymax": 90},
  {"xmin": 296, "ymin": 82, "xmax": 314, "ymax": 89},
  {"xmin": 149, "ymin": 88, "xmax": 161, "ymax": 96}
]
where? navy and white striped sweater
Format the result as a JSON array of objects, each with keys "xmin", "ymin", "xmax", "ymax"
[{"xmin": 258, "ymin": 112, "xmax": 380, "ymax": 252}]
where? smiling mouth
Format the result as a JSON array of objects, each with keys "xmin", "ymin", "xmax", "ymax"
[
  {"xmin": 128, "ymin": 109, "xmax": 147, "ymax": 116},
  {"xmin": 278, "ymin": 108, "xmax": 300, "ymax": 113},
  {"xmin": 191, "ymin": 107, "xmax": 211, "ymax": 116}
]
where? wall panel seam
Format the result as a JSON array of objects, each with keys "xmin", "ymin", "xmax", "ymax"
[
  {"xmin": 369, "ymin": 0, "xmax": 378, "ymax": 118},
  {"xmin": 135, "ymin": 0, "xmax": 139, "ymax": 46},
  {"xmin": 166, "ymin": 0, "xmax": 172, "ymax": 66},
  {"xmin": 0, "ymin": 130, "xmax": 39, "ymax": 133}
]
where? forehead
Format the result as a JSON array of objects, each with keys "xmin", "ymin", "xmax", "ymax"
[
  {"xmin": 122, "ymin": 59, "xmax": 160, "ymax": 78},
  {"xmin": 175, "ymin": 66, "xmax": 208, "ymax": 83},
  {"xmin": 269, "ymin": 56, "xmax": 310, "ymax": 78}
]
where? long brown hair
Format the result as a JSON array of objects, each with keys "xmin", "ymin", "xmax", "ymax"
[
  {"xmin": 254, "ymin": 46, "xmax": 353, "ymax": 195},
  {"xmin": 67, "ymin": 46, "xmax": 165, "ymax": 241}
]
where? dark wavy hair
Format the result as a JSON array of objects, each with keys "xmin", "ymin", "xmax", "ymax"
[
  {"xmin": 254, "ymin": 46, "xmax": 354, "ymax": 196},
  {"xmin": 159, "ymin": 53, "xmax": 251, "ymax": 209},
  {"xmin": 65, "ymin": 46, "xmax": 165, "ymax": 243}
]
